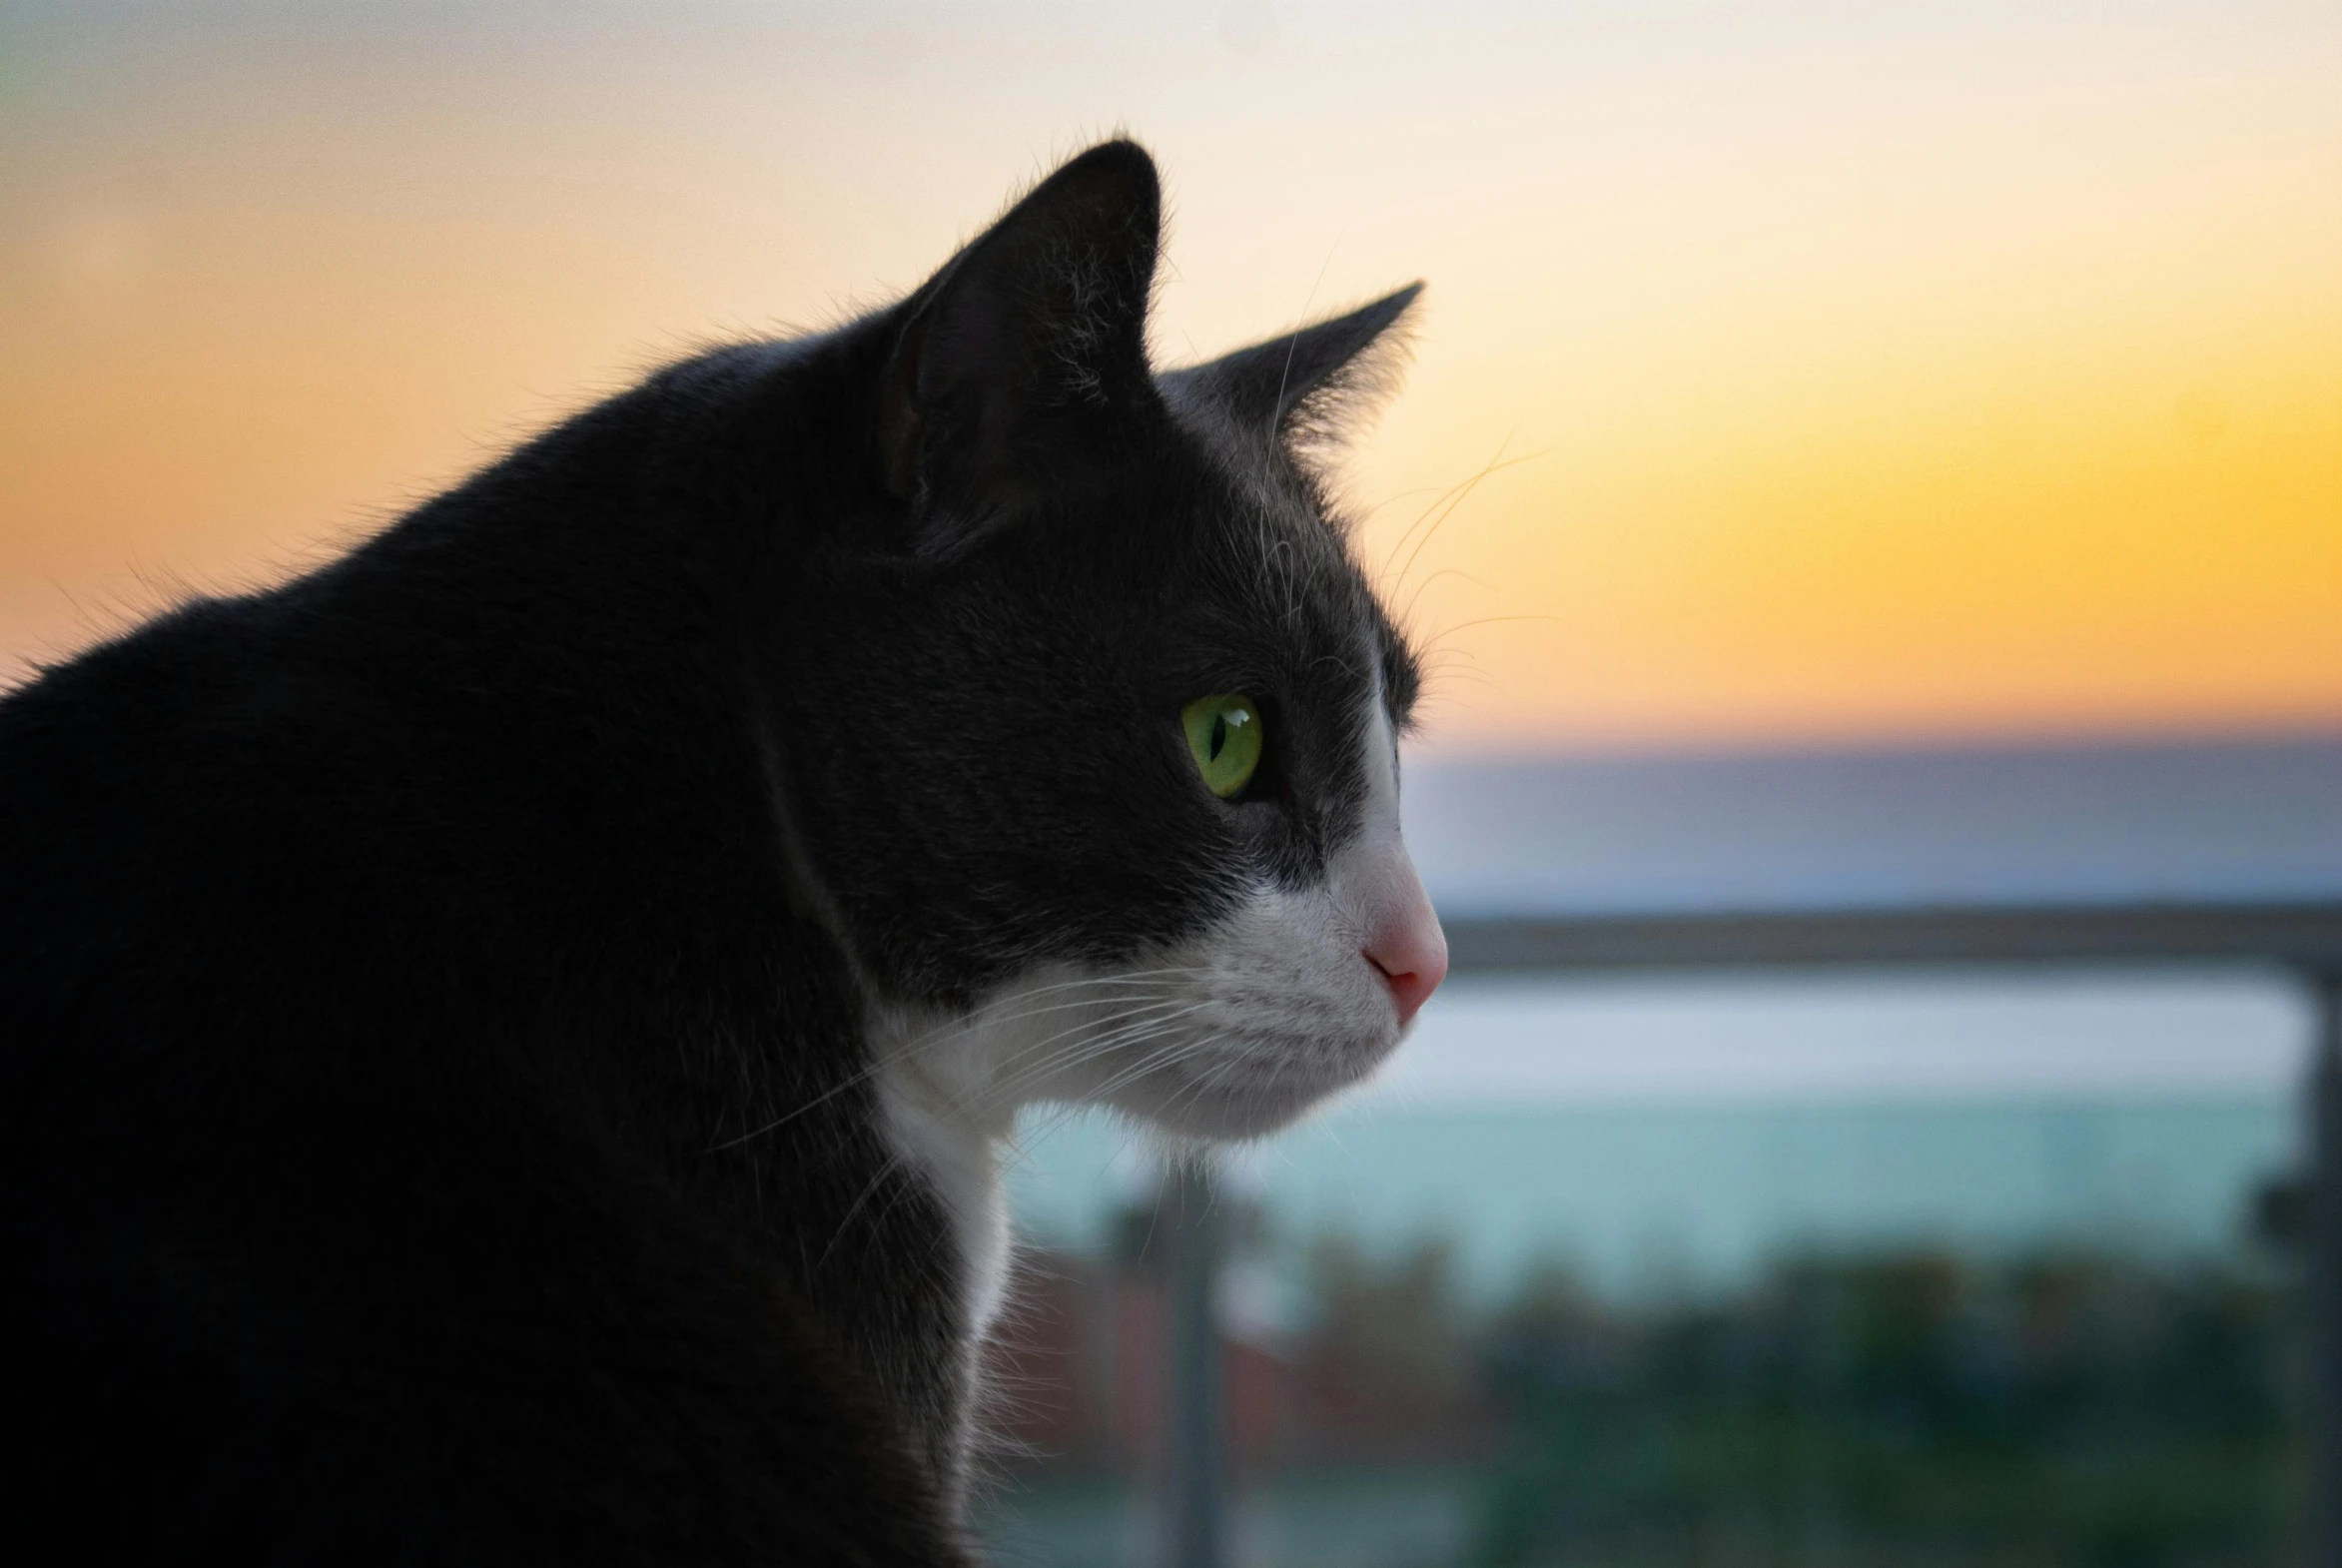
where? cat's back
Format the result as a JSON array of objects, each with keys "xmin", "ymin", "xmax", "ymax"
[
  {"xmin": 1, "ymin": 594, "xmax": 313, "ymax": 1031},
  {"xmin": 0, "ymin": 587, "xmax": 965, "ymax": 1564},
  {"xmin": 0, "ymin": 586, "xmax": 410, "ymax": 1074}
]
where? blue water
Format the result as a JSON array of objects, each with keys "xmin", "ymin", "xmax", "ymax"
[
  {"xmin": 1010, "ymin": 1095, "xmax": 2294, "ymax": 1305},
  {"xmin": 1004, "ymin": 971, "xmax": 2312, "ymax": 1305}
]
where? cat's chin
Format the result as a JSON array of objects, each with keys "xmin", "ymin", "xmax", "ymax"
[
  {"xmin": 1115, "ymin": 1080, "xmax": 1362, "ymax": 1144},
  {"xmin": 1097, "ymin": 1026, "xmax": 1408, "ymax": 1144}
]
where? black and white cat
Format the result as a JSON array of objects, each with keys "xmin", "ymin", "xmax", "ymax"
[{"xmin": 0, "ymin": 141, "xmax": 1444, "ymax": 1563}]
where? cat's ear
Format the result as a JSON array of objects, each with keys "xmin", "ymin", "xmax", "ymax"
[
  {"xmin": 877, "ymin": 140, "xmax": 1162, "ymax": 553},
  {"xmin": 1164, "ymin": 283, "xmax": 1423, "ymax": 450}
]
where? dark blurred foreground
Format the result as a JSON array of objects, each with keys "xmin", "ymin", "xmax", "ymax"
[{"xmin": 978, "ymin": 1198, "xmax": 2302, "ymax": 1568}]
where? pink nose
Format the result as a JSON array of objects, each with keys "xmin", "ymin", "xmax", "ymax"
[{"xmin": 1365, "ymin": 903, "xmax": 1448, "ymax": 1029}]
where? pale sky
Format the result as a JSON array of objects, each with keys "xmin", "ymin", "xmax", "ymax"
[{"xmin": 4, "ymin": 1, "xmax": 2337, "ymax": 753}]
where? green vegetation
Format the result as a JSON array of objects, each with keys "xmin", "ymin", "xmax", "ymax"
[
  {"xmin": 979, "ymin": 1220, "xmax": 2305, "ymax": 1567},
  {"xmin": 1474, "ymin": 1249, "xmax": 2302, "ymax": 1567}
]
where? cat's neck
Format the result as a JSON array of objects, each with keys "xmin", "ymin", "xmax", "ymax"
[{"xmin": 868, "ymin": 1015, "xmax": 1018, "ymax": 1351}]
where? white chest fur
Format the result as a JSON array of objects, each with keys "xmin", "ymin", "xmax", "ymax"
[{"xmin": 872, "ymin": 1027, "xmax": 1016, "ymax": 1343}]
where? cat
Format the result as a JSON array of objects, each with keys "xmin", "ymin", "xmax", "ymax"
[{"xmin": 0, "ymin": 139, "xmax": 1445, "ymax": 1563}]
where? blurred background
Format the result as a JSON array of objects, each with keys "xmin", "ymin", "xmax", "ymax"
[{"xmin": 5, "ymin": 3, "xmax": 2338, "ymax": 1564}]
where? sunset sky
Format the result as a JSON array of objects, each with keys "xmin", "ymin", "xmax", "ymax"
[{"xmin": 3, "ymin": 1, "xmax": 2336, "ymax": 755}]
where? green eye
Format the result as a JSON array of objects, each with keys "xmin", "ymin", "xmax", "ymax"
[{"xmin": 1180, "ymin": 693, "xmax": 1264, "ymax": 799}]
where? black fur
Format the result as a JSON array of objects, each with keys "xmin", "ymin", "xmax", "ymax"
[{"xmin": 0, "ymin": 141, "xmax": 1421, "ymax": 1561}]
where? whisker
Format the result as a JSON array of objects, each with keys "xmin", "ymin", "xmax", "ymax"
[
  {"xmin": 972, "ymin": 1003, "xmax": 1219, "ymax": 1107},
  {"xmin": 1375, "ymin": 443, "xmax": 1552, "ymax": 588},
  {"xmin": 1378, "ymin": 443, "xmax": 1558, "ymax": 621},
  {"xmin": 704, "ymin": 967, "xmax": 1215, "ymax": 1151},
  {"xmin": 950, "ymin": 1001, "xmax": 1213, "ymax": 1111},
  {"xmin": 816, "ymin": 1149, "xmax": 909, "ymax": 1272},
  {"xmin": 1071, "ymin": 1029, "xmax": 1228, "ymax": 1109}
]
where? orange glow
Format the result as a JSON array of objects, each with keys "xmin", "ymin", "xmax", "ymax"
[{"xmin": 3, "ymin": 4, "xmax": 2336, "ymax": 753}]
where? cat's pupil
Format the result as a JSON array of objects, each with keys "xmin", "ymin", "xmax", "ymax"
[{"xmin": 1209, "ymin": 714, "xmax": 1228, "ymax": 761}]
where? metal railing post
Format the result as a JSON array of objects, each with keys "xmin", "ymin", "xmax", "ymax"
[
  {"xmin": 2313, "ymin": 970, "xmax": 2342, "ymax": 1568},
  {"xmin": 1163, "ymin": 1154, "xmax": 1225, "ymax": 1568}
]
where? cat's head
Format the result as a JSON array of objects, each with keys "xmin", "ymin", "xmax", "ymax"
[{"xmin": 772, "ymin": 141, "xmax": 1444, "ymax": 1142}]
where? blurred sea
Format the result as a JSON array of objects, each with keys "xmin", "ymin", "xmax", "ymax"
[{"xmin": 1010, "ymin": 1086, "xmax": 2296, "ymax": 1307}]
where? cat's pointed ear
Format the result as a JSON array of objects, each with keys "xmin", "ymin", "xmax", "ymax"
[
  {"xmin": 1164, "ymin": 283, "xmax": 1423, "ymax": 450},
  {"xmin": 877, "ymin": 140, "xmax": 1162, "ymax": 552}
]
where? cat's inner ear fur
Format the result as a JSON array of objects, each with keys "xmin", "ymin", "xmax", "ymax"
[
  {"xmin": 878, "ymin": 140, "xmax": 1163, "ymax": 554},
  {"xmin": 1163, "ymin": 282, "xmax": 1423, "ymax": 454}
]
